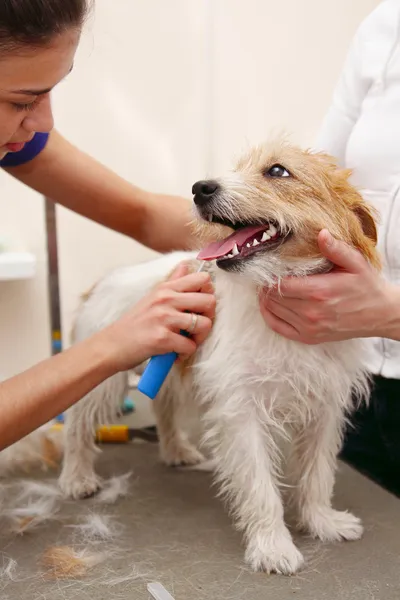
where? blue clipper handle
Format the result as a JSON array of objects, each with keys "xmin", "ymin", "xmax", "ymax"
[
  {"xmin": 137, "ymin": 351, "xmax": 178, "ymax": 400},
  {"xmin": 138, "ymin": 329, "xmax": 190, "ymax": 399}
]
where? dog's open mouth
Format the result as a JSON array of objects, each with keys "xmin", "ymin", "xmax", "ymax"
[{"xmin": 198, "ymin": 217, "xmax": 284, "ymax": 265}]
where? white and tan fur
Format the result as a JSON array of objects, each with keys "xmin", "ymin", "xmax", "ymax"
[{"xmin": 58, "ymin": 139, "xmax": 380, "ymax": 574}]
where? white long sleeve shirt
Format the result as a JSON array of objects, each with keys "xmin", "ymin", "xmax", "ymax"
[{"xmin": 316, "ymin": 0, "xmax": 400, "ymax": 378}]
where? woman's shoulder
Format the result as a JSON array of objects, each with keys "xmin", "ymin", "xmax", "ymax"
[
  {"xmin": 356, "ymin": 1, "xmax": 400, "ymax": 43},
  {"xmin": 347, "ymin": 1, "xmax": 400, "ymax": 79}
]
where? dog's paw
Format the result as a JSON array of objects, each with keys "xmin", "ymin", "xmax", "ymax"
[
  {"xmin": 301, "ymin": 507, "xmax": 363, "ymax": 542},
  {"xmin": 160, "ymin": 442, "xmax": 206, "ymax": 467},
  {"xmin": 179, "ymin": 458, "xmax": 216, "ymax": 472},
  {"xmin": 58, "ymin": 471, "xmax": 102, "ymax": 500},
  {"xmin": 245, "ymin": 528, "xmax": 304, "ymax": 575}
]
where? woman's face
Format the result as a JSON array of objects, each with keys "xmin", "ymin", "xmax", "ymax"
[{"xmin": 0, "ymin": 30, "xmax": 80, "ymax": 160}]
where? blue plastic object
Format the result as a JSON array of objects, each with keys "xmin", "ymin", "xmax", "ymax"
[
  {"xmin": 121, "ymin": 396, "xmax": 135, "ymax": 413},
  {"xmin": 137, "ymin": 261, "xmax": 205, "ymax": 400},
  {"xmin": 138, "ymin": 329, "xmax": 191, "ymax": 400},
  {"xmin": 137, "ymin": 351, "xmax": 179, "ymax": 400}
]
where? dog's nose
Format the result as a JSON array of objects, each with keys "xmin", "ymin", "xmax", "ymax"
[{"xmin": 192, "ymin": 180, "xmax": 220, "ymax": 205}]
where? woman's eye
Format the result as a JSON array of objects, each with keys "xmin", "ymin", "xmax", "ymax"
[
  {"xmin": 265, "ymin": 164, "xmax": 291, "ymax": 178},
  {"xmin": 11, "ymin": 100, "xmax": 38, "ymax": 112}
]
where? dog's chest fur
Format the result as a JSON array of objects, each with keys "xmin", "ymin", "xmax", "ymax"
[{"xmin": 195, "ymin": 270, "xmax": 369, "ymax": 424}]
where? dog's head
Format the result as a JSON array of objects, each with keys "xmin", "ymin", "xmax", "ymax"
[{"xmin": 192, "ymin": 139, "xmax": 380, "ymax": 285}]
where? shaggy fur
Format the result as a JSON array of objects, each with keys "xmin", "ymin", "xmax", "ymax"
[
  {"xmin": 0, "ymin": 423, "xmax": 63, "ymax": 477},
  {"xmin": 58, "ymin": 139, "xmax": 380, "ymax": 574}
]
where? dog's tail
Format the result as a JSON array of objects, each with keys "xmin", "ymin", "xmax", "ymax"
[{"xmin": 0, "ymin": 422, "xmax": 64, "ymax": 477}]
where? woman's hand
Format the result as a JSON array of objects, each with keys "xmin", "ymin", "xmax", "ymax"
[
  {"xmin": 0, "ymin": 262, "xmax": 214, "ymax": 450},
  {"xmin": 259, "ymin": 229, "xmax": 400, "ymax": 344},
  {"xmin": 102, "ymin": 263, "xmax": 215, "ymax": 371}
]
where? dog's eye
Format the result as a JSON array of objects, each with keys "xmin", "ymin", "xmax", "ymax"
[{"xmin": 265, "ymin": 164, "xmax": 290, "ymax": 178}]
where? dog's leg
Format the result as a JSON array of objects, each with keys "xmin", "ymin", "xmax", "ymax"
[
  {"xmin": 289, "ymin": 405, "xmax": 363, "ymax": 542},
  {"xmin": 154, "ymin": 373, "xmax": 205, "ymax": 467},
  {"xmin": 205, "ymin": 395, "xmax": 304, "ymax": 575},
  {"xmin": 59, "ymin": 372, "xmax": 127, "ymax": 499}
]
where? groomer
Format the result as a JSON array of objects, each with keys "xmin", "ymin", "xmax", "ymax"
[{"xmin": 0, "ymin": 0, "xmax": 215, "ymax": 450}]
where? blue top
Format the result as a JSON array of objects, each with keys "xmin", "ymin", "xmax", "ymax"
[{"xmin": 0, "ymin": 132, "xmax": 50, "ymax": 168}]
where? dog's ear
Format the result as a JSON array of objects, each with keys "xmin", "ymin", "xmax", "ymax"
[
  {"xmin": 352, "ymin": 204, "xmax": 378, "ymax": 245},
  {"xmin": 334, "ymin": 166, "xmax": 379, "ymax": 245}
]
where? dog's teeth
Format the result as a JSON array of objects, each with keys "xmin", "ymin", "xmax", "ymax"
[
  {"xmin": 253, "ymin": 239, "xmax": 260, "ymax": 246},
  {"xmin": 226, "ymin": 253, "xmax": 233, "ymax": 258},
  {"xmin": 268, "ymin": 224, "xmax": 277, "ymax": 236},
  {"xmin": 208, "ymin": 214, "xmax": 213, "ymax": 222},
  {"xmin": 246, "ymin": 243, "xmax": 251, "ymax": 248},
  {"xmin": 232, "ymin": 243, "xmax": 239, "ymax": 256},
  {"xmin": 261, "ymin": 231, "xmax": 270, "ymax": 242}
]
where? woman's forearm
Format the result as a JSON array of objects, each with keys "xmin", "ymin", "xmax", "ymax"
[
  {"xmin": 5, "ymin": 130, "xmax": 195, "ymax": 252},
  {"xmin": 0, "ymin": 334, "xmax": 115, "ymax": 451},
  {"xmin": 0, "ymin": 264, "xmax": 216, "ymax": 450}
]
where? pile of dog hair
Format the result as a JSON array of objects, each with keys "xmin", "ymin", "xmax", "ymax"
[{"xmin": 0, "ymin": 472, "xmax": 154, "ymax": 595}]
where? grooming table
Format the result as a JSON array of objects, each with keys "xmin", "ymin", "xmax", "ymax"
[{"xmin": 2, "ymin": 441, "xmax": 400, "ymax": 600}]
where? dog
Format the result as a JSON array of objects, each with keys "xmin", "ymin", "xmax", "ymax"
[{"xmin": 58, "ymin": 138, "xmax": 380, "ymax": 575}]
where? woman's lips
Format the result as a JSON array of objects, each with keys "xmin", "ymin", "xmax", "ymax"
[{"xmin": 5, "ymin": 142, "xmax": 26, "ymax": 152}]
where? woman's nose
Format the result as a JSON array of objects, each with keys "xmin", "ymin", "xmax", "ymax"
[{"xmin": 23, "ymin": 94, "xmax": 54, "ymax": 134}]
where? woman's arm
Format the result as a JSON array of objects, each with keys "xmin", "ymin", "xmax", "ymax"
[
  {"xmin": 0, "ymin": 333, "xmax": 115, "ymax": 450},
  {"xmin": 0, "ymin": 265, "xmax": 215, "ymax": 451},
  {"xmin": 4, "ymin": 130, "xmax": 195, "ymax": 253},
  {"xmin": 313, "ymin": 5, "xmax": 381, "ymax": 163}
]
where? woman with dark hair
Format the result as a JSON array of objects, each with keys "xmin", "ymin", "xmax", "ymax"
[{"xmin": 0, "ymin": 0, "xmax": 215, "ymax": 449}]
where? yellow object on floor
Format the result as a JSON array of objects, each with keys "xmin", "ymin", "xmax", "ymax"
[{"xmin": 51, "ymin": 423, "xmax": 158, "ymax": 444}]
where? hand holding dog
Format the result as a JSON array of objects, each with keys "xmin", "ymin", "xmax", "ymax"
[
  {"xmin": 103, "ymin": 263, "xmax": 216, "ymax": 371},
  {"xmin": 259, "ymin": 229, "xmax": 400, "ymax": 344}
]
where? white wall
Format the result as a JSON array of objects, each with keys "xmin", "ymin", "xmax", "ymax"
[
  {"xmin": 0, "ymin": 0, "xmax": 380, "ymax": 377},
  {"xmin": 210, "ymin": 0, "xmax": 380, "ymax": 170}
]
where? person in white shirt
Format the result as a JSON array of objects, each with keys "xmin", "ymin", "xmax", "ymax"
[{"xmin": 260, "ymin": 0, "xmax": 400, "ymax": 495}]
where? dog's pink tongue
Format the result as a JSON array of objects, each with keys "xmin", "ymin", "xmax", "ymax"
[{"xmin": 197, "ymin": 225, "xmax": 267, "ymax": 260}]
